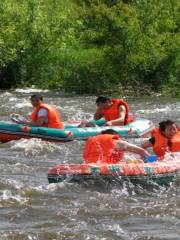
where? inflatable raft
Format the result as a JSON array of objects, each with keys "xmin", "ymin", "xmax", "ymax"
[
  {"xmin": 48, "ymin": 157, "xmax": 180, "ymax": 185},
  {"xmin": 0, "ymin": 118, "xmax": 153, "ymax": 143}
]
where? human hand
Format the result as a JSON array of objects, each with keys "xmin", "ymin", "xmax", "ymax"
[
  {"xmin": 106, "ymin": 121, "xmax": 112, "ymax": 126},
  {"xmin": 141, "ymin": 150, "xmax": 150, "ymax": 160}
]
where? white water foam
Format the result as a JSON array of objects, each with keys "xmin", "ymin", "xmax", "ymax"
[
  {"xmin": 14, "ymin": 100, "xmax": 31, "ymax": 109},
  {"xmin": 10, "ymin": 138, "xmax": 71, "ymax": 157},
  {"xmin": 0, "ymin": 189, "xmax": 27, "ymax": 205},
  {"xmin": 15, "ymin": 88, "xmax": 49, "ymax": 93},
  {"xmin": 8, "ymin": 97, "xmax": 17, "ymax": 102},
  {"xmin": 0, "ymin": 91, "xmax": 13, "ymax": 97},
  {"xmin": 137, "ymin": 106, "xmax": 171, "ymax": 114},
  {"xmin": 163, "ymin": 152, "xmax": 180, "ymax": 161},
  {"xmin": 1, "ymin": 178, "xmax": 24, "ymax": 190}
]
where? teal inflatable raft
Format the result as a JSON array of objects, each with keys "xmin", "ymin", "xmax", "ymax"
[{"xmin": 0, "ymin": 118, "xmax": 154, "ymax": 143}]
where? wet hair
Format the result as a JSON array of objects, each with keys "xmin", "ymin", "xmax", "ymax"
[
  {"xmin": 30, "ymin": 94, "xmax": 43, "ymax": 101},
  {"xmin": 101, "ymin": 129, "xmax": 119, "ymax": 135},
  {"xmin": 159, "ymin": 120, "xmax": 175, "ymax": 132},
  {"xmin": 96, "ymin": 96, "xmax": 110, "ymax": 104}
]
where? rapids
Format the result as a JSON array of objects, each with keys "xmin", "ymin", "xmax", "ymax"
[{"xmin": 0, "ymin": 89, "xmax": 179, "ymax": 240}]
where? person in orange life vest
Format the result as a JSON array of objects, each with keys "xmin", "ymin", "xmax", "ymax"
[
  {"xmin": 23, "ymin": 95, "xmax": 64, "ymax": 129},
  {"xmin": 83, "ymin": 129, "xmax": 149, "ymax": 164},
  {"xmin": 142, "ymin": 120, "xmax": 180, "ymax": 159},
  {"xmin": 94, "ymin": 96, "xmax": 133, "ymax": 126}
]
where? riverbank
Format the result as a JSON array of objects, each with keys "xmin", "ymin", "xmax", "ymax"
[{"xmin": 1, "ymin": 1, "xmax": 179, "ymax": 99}]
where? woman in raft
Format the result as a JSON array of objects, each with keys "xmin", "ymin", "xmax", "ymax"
[{"xmin": 142, "ymin": 120, "xmax": 180, "ymax": 159}]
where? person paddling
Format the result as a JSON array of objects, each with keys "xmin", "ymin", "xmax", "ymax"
[
  {"xmin": 142, "ymin": 120, "xmax": 180, "ymax": 159},
  {"xmin": 94, "ymin": 96, "xmax": 133, "ymax": 126},
  {"xmin": 21, "ymin": 95, "xmax": 64, "ymax": 129},
  {"xmin": 83, "ymin": 129, "xmax": 149, "ymax": 164}
]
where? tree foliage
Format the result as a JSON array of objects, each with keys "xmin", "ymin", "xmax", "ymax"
[{"xmin": 0, "ymin": 0, "xmax": 179, "ymax": 96}]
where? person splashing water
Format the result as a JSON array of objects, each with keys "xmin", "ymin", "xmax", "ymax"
[{"xmin": 83, "ymin": 129, "xmax": 149, "ymax": 164}]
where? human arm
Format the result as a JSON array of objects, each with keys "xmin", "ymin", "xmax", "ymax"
[
  {"xmin": 27, "ymin": 118, "xmax": 46, "ymax": 126},
  {"xmin": 106, "ymin": 105, "xmax": 126, "ymax": 126},
  {"xmin": 114, "ymin": 140, "xmax": 149, "ymax": 159},
  {"xmin": 141, "ymin": 137, "xmax": 154, "ymax": 149},
  {"xmin": 17, "ymin": 118, "xmax": 45, "ymax": 126},
  {"xmin": 26, "ymin": 108, "xmax": 48, "ymax": 126},
  {"xmin": 94, "ymin": 106, "xmax": 104, "ymax": 120}
]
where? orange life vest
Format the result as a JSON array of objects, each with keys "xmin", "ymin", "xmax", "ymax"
[
  {"xmin": 151, "ymin": 128, "xmax": 180, "ymax": 158},
  {"xmin": 29, "ymin": 103, "xmax": 64, "ymax": 129},
  {"xmin": 102, "ymin": 99, "xmax": 133, "ymax": 125},
  {"xmin": 83, "ymin": 134, "xmax": 123, "ymax": 164}
]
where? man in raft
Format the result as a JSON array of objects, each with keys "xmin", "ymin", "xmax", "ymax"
[
  {"xmin": 142, "ymin": 120, "xmax": 180, "ymax": 159},
  {"xmin": 94, "ymin": 96, "xmax": 133, "ymax": 126},
  {"xmin": 24, "ymin": 95, "xmax": 64, "ymax": 129},
  {"xmin": 79, "ymin": 96, "xmax": 133, "ymax": 127},
  {"xmin": 83, "ymin": 129, "xmax": 149, "ymax": 164}
]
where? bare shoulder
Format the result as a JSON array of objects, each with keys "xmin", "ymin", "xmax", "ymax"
[{"xmin": 119, "ymin": 105, "xmax": 126, "ymax": 112}]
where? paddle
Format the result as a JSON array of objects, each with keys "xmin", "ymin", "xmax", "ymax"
[{"xmin": 10, "ymin": 113, "xmax": 28, "ymax": 124}]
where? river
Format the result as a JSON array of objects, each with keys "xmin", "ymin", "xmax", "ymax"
[{"xmin": 0, "ymin": 89, "xmax": 180, "ymax": 240}]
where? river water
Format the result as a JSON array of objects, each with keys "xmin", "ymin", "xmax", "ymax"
[{"xmin": 0, "ymin": 89, "xmax": 180, "ymax": 240}]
